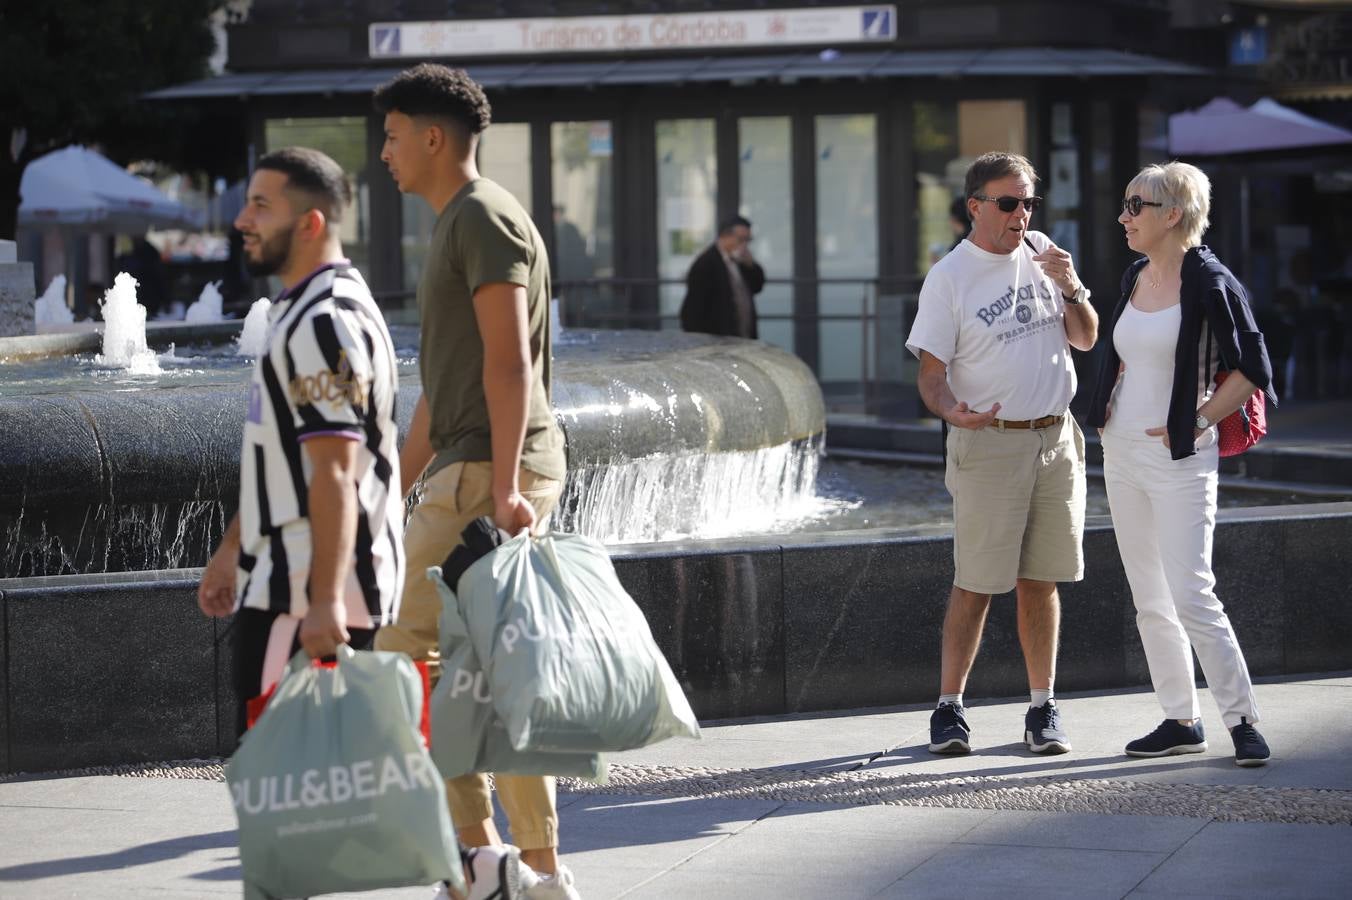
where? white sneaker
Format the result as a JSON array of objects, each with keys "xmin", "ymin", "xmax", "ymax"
[
  {"xmin": 526, "ymin": 863, "xmax": 581, "ymax": 900},
  {"xmin": 434, "ymin": 845, "xmax": 536, "ymax": 900}
]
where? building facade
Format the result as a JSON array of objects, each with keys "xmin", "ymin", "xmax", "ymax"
[{"xmin": 156, "ymin": 0, "xmax": 1350, "ymax": 408}]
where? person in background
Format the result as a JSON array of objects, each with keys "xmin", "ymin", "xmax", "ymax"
[
  {"xmin": 1086, "ymin": 161, "xmax": 1274, "ymax": 766},
  {"xmin": 680, "ymin": 214, "xmax": 765, "ymax": 338}
]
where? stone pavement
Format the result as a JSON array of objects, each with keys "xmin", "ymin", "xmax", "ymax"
[{"xmin": 2, "ymin": 673, "xmax": 1350, "ymax": 899}]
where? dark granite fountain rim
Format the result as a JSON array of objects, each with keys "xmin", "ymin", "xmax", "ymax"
[
  {"xmin": 8, "ymin": 502, "xmax": 1346, "ymax": 589},
  {"xmin": 608, "ymin": 501, "xmax": 1352, "ymax": 556},
  {"xmin": 0, "ymin": 321, "xmax": 243, "ymax": 362}
]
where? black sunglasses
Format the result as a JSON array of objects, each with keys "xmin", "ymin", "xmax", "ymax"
[
  {"xmin": 1122, "ymin": 195, "xmax": 1165, "ymax": 217},
  {"xmin": 974, "ymin": 194, "xmax": 1042, "ymax": 213}
]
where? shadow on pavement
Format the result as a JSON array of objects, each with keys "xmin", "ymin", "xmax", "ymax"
[{"xmin": 0, "ymin": 830, "xmax": 237, "ymax": 883}]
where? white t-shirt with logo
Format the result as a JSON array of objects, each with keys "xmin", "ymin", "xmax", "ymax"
[{"xmin": 905, "ymin": 232, "xmax": 1075, "ymax": 421}]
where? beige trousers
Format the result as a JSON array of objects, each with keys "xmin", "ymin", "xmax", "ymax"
[{"xmin": 375, "ymin": 460, "xmax": 562, "ymax": 850}]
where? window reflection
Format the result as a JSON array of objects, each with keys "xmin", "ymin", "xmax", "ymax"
[
  {"xmin": 739, "ymin": 116, "xmax": 793, "ymax": 353},
  {"xmin": 551, "ymin": 121, "xmax": 614, "ymax": 325},
  {"xmin": 479, "ymin": 123, "xmax": 532, "ymax": 217},
  {"xmin": 656, "ymin": 119, "xmax": 717, "ymax": 328},
  {"xmin": 816, "ymin": 114, "xmax": 877, "ymax": 384}
]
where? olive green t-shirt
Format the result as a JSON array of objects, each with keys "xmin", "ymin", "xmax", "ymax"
[{"xmin": 418, "ymin": 178, "xmax": 566, "ymax": 481}]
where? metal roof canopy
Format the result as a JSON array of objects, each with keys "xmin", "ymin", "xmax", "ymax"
[{"xmin": 147, "ymin": 47, "xmax": 1210, "ymax": 99}]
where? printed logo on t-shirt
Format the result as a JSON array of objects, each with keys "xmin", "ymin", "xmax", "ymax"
[
  {"xmin": 976, "ymin": 280, "xmax": 1052, "ymax": 327},
  {"xmin": 287, "ymin": 349, "xmax": 370, "ymax": 414}
]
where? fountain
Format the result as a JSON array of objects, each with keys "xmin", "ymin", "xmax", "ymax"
[
  {"xmin": 0, "ymin": 327, "xmax": 825, "ymax": 579},
  {"xmin": 34, "ymin": 275, "xmax": 74, "ymax": 327},
  {"xmin": 0, "ymin": 318, "xmax": 1349, "ymax": 775},
  {"xmin": 93, "ymin": 272, "xmax": 160, "ymax": 374},
  {"xmin": 235, "ymin": 297, "xmax": 272, "ymax": 356},
  {"xmin": 184, "ymin": 280, "xmax": 224, "ymax": 324}
]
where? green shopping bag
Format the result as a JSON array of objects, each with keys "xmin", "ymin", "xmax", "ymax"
[
  {"xmin": 227, "ymin": 646, "xmax": 465, "ymax": 900},
  {"xmin": 427, "ymin": 566, "xmax": 607, "ymax": 780},
  {"xmin": 457, "ymin": 531, "xmax": 701, "ymax": 753}
]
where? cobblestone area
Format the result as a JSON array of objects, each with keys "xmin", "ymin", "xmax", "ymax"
[{"xmin": 10, "ymin": 758, "xmax": 1350, "ymax": 827}]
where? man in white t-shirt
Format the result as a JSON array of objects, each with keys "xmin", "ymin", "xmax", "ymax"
[{"xmin": 905, "ymin": 152, "xmax": 1098, "ymax": 757}]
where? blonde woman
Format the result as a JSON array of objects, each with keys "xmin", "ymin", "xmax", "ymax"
[{"xmin": 1086, "ymin": 162, "xmax": 1276, "ymax": 766}]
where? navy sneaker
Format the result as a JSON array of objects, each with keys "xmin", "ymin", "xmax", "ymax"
[
  {"xmin": 1024, "ymin": 700, "xmax": 1071, "ymax": 754},
  {"xmin": 929, "ymin": 702, "xmax": 971, "ymax": 754},
  {"xmin": 1230, "ymin": 717, "xmax": 1270, "ymax": 767},
  {"xmin": 1125, "ymin": 719, "xmax": 1207, "ymax": 757}
]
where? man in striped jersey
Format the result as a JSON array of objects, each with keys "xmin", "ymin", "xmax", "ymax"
[
  {"xmin": 197, "ymin": 147, "xmax": 404, "ymax": 737},
  {"xmin": 375, "ymin": 65, "xmax": 577, "ymax": 900}
]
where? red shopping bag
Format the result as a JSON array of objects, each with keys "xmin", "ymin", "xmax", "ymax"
[{"xmin": 247, "ymin": 657, "xmax": 433, "ymax": 746}]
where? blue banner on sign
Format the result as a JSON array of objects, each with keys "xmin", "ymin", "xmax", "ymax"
[
  {"xmin": 373, "ymin": 26, "xmax": 401, "ymax": 56},
  {"xmin": 1229, "ymin": 28, "xmax": 1267, "ymax": 66},
  {"xmin": 863, "ymin": 8, "xmax": 894, "ymax": 39}
]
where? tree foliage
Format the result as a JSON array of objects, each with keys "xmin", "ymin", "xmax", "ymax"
[{"xmin": 0, "ymin": 0, "xmax": 235, "ymax": 239}]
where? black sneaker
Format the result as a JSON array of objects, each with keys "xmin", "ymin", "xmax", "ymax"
[
  {"xmin": 1125, "ymin": 719, "xmax": 1207, "ymax": 757},
  {"xmin": 1024, "ymin": 700, "xmax": 1071, "ymax": 754},
  {"xmin": 929, "ymin": 702, "xmax": 971, "ymax": 754},
  {"xmin": 1230, "ymin": 717, "xmax": 1270, "ymax": 767}
]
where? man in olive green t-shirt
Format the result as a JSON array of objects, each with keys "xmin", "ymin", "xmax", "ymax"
[{"xmin": 374, "ymin": 64, "xmax": 577, "ymax": 900}]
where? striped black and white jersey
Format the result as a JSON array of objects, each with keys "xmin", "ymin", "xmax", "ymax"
[{"xmin": 235, "ymin": 262, "xmax": 404, "ymax": 625}]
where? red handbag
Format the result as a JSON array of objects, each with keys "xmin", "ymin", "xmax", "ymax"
[
  {"xmin": 1212, "ymin": 369, "xmax": 1267, "ymax": 457},
  {"xmin": 1204, "ymin": 326, "xmax": 1268, "ymax": 457}
]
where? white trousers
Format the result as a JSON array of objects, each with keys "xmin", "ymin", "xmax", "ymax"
[{"xmin": 1102, "ymin": 431, "xmax": 1260, "ymax": 729}]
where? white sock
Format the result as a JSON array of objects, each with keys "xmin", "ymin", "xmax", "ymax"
[
  {"xmin": 938, "ymin": 693, "xmax": 963, "ymax": 708},
  {"xmin": 1031, "ymin": 689, "xmax": 1053, "ymax": 708}
]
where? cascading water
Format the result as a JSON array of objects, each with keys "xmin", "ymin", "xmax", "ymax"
[
  {"xmin": 236, "ymin": 297, "xmax": 272, "ymax": 356},
  {"xmin": 94, "ymin": 272, "xmax": 161, "ymax": 374},
  {"xmin": 556, "ymin": 436, "xmax": 827, "ymax": 543},
  {"xmin": 184, "ymin": 280, "xmax": 224, "ymax": 323}
]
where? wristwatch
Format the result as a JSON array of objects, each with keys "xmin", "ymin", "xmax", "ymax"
[
  {"xmin": 1195, "ymin": 412, "xmax": 1212, "ymax": 430},
  {"xmin": 1062, "ymin": 285, "xmax": 1088, "ymax": 306}
]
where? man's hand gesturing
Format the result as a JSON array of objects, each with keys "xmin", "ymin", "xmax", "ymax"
[{"xmin": 946, "ymin": 400, "xmax": 1002, "ymax": 430}]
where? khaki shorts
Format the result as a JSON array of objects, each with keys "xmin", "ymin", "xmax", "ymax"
[{"xmin": 944, "ymin": 416, "xmax": 1086, "ymax": 595}]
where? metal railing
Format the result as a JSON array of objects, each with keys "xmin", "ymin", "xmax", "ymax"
[
  {"xmin": 555, "ymin": 276, "xmax": 923, "ymax": 413},
  {"xmin": 375, "ymin": 275, "xmax": 925, "ymax": 414}
]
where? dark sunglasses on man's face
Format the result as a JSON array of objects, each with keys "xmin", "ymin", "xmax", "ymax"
[
  {"xmin": 974, "ymin": 194, "xmax": 1042, "ymax": 213},
  {"xmin": 1122, "ymin": 195, "xmax": 1165, "ymax": 217}
]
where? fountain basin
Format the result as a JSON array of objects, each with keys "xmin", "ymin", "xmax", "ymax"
[{"xmin": 0, "ymin": 330, "xmax": 826, "ymax": 576}]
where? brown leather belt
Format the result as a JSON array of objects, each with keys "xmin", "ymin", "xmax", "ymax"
[{"xmin": 991, "ymin": 413, "xmax": 1064, "ymax": 431}]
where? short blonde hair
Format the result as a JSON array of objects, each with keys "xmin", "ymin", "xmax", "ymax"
[{"xmin": 1125, "ymin": 162, "xmax": 1211, "ymax": 247}]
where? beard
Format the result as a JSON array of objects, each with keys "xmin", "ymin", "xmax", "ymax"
[{"xmin": 242, "ymin": 227, "xmax": 294, "ymax": 278}]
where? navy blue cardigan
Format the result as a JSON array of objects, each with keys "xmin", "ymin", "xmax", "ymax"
[{"xmin": 1085, "ymin": 246, "xmax": 1277, "ymax": 461}]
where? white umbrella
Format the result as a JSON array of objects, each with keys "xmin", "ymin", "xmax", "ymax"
[
  {"xmin": 18, "ymin": 145, "xmax": 204, "ymax": 232},
  {"xmin": 1167, "ymin": 97, "xmax": 1352, "ymax": 283},
  {"xmin": 1169, "ymin": 96, "xmax": 1352, "ymax": 156}
]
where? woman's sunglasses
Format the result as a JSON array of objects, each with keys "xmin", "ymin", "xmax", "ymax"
[
  {"xmin": 1122, "ymin": 195, "xmax": 1165, "ymax": 217},
  {"xmin": 974, "ymin": 194, "xmax": 1043, "ymax": 213}
]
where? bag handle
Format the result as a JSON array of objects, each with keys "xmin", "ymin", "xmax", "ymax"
[
  {"xmin": 285, "ymin": 642, "xmax": 355, "ymax": 676},
  {"xmin": 426, "ymin": 566, "xmax": 470, "ymax": 637}
]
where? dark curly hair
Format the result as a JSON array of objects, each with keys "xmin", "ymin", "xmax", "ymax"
[{"xmin": 373, "ymin": 63, "xmax": 492, "ymax": 139}]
